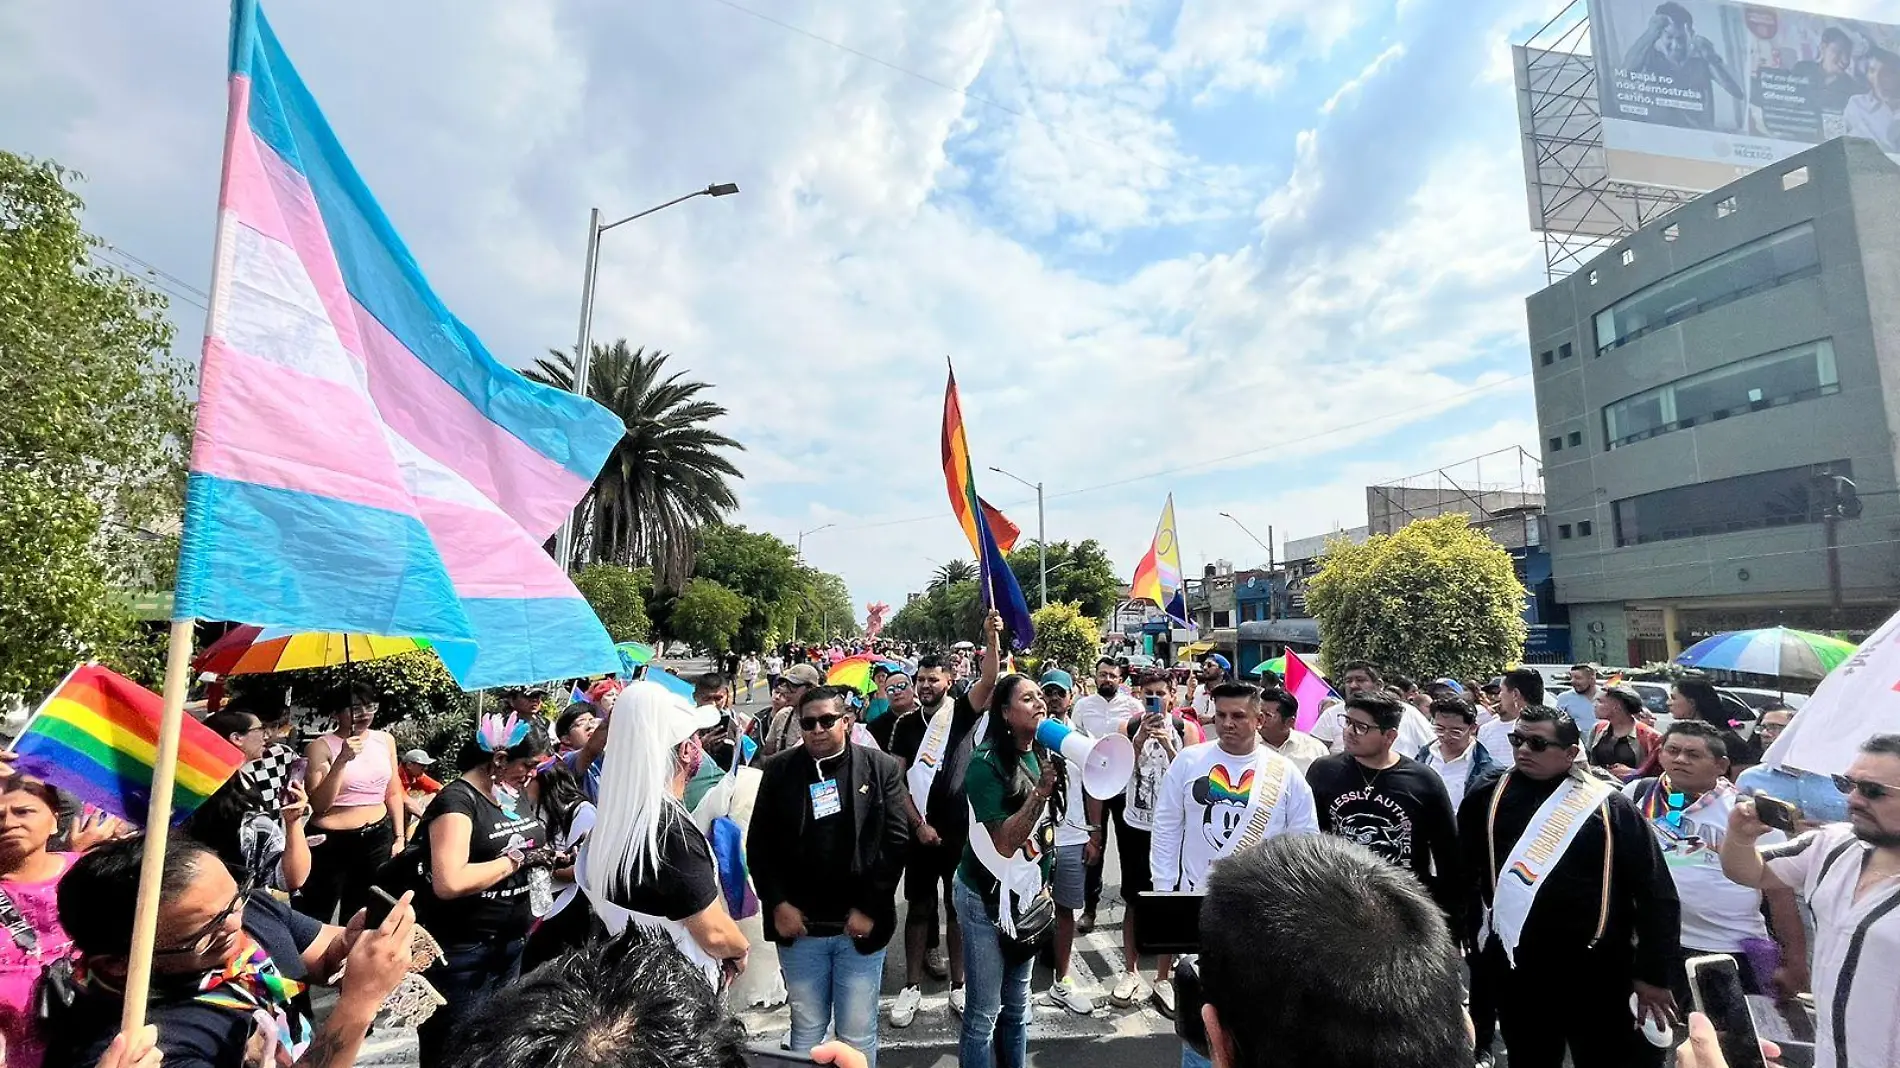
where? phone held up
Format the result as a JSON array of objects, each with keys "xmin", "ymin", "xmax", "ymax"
[
  {"xmin": 1687, "ymin": 954, "xmax": 1767, "ymax": 1068},
  {"xmin": 1751, "ymin": 794, "xmax": 1802, "ymax": 835}
]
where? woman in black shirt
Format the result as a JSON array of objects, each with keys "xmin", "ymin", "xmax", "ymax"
[{"xmin": 419, "ymin": 715, "xmax": 561, "ymax": 1067}]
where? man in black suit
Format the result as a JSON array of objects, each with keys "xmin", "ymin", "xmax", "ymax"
[{"xmin": 749, "ymin": 685, "xmax": 912, "ymax": 1066}]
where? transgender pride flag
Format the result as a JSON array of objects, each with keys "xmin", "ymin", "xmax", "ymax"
[{"xmin": 176, "ymin": 1, "xmax": 625, "ymax": 688}]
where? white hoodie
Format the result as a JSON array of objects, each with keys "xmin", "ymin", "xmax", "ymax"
[{"xmin": 1150, "ymin": 740, "xmax": 1318, "ymax": 892}]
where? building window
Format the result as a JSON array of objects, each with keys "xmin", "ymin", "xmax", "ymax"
[
  {"xmin": 1782, "ymin": 166, "xmax": 1809, "ymax": 190},
  {"xmin": 1592, "ymin": 222, "xmax": 1819, "ymax": 354},
  {"xmin": 1612, "ymin": 460, "xmax": 1848, "ymax": 547},
  {"xmin": 1213, "ymin": 610, "xmax": 1232, "ymax": 628},
  {"xmin": 1541, "ymin": 349, "xmax": 1554, "ymax": 366},
  {"xmin": 1549, "ymin": 436, "xmax": 1564, "ymax": 452},
  {"xmin": 1663, "ymin": 224, "xmax": 1680, "ymax": 242},
  {"xmin": 1717, "ymin": 196, "xmax": 1739, "ymax": 217},
  {"xmin": 1578, "ymin": 520, "xmax": 1593, "ymax": 536},
  {"xmin": 1558, "ymin": 524, "xmax": 1573, "ymax": 539},
  {"xmin": 1621, "ymin": 249, "xmax": 1636, "ymax": 266},
  {"xmin": 1559, "ymin": 342, "xmax": 1573, "ymax": 360},
  {"xmin": 1602, "ymin": 339, "xmax": 1840, "ymax": 448},
  {"xmin": 1567, "ymin": 431, "xmax": 1583, "ymax": 448}
]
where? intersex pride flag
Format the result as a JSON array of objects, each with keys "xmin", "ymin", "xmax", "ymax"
[{"xmin": 177, "ymin": 2, "xmax": 623, "ymax": 687}]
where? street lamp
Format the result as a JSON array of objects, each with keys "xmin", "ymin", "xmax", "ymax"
[
  {"xmin": 988, "ymin": 466, "xmax": 1046, "ymax": 608},
  {"xmin": 1218, "ymin": 511, "xmax": 1276, "ymax": 571},
  {"xmin": 553, "ymin": 182, "xmax": 741, "ymax": 571},
  {"xmin": 797, "ymin": 523, "xmax": 835, "ymax": 563}
]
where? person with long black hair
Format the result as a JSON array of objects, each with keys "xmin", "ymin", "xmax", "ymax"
[
  {"xmin": 522, "ymin": 757, "xmax": 597, "ymax": 970},
  {"xmin": 954, "ymin": 674, "xmax": 1059, "ymax": 1068},
  {"xmin": 418, "ymin": 714, "xmax": 563, "ymax": 1068}
]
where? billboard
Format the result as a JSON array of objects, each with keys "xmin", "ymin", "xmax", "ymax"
[{"xmin": 1590, "ymin": 0, "xmax": 1900, "ymax": 190}]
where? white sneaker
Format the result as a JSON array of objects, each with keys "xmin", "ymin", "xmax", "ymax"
[
  {"xmin": 948, "ymin": 986, "xmax": 966, "ymax": 1016},
  {"xmin": 1152, "ymin": 978, "xmax": 1177, "ymax": 1018},
  {"xmin": 890, "ymin": 985, "xmax": 922, "ymax": 1028},
  {"xmin": 1044, "ymin": 977, "xmax": 1095, "ymax": 1015},
  {"xmin": 1110, "ymin": 972, "xmax": 1150, "ymax": 1007}
]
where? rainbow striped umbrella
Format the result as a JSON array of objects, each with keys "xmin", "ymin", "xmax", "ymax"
[
  {"xmin": 195, "ymin": 625, "xmax": 430, "ymax": 676},
  {"xmin": 1675, "ymin": 627, "xmax": 1857, "ymax": 681}
]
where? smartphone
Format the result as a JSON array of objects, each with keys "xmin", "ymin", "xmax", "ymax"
[
  {"xmin": 746, "ymin": 1044, "xmax": 817, "ymax": 1067},
  {"xmin": 1687, "ymin": 954, "xmax": 1767, "ymax": 1068},
  {"xmin": 1752, "ymin": 794, "xmax": 1802, "ymax": 835},
  {"xmin": 1144, "ymin": 695, "xmax": 1165, "ymax": 717},
  {"xmin": 1132, "ymin": 891, "xmax": 1204, "ymax": 956},
  {"xmin": 287, "ymin": 756, "xmax": 309, "ymax": 785}
]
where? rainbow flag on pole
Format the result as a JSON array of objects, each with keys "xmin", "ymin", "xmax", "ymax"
[
  {"xmin": 1131, "ymin": 495, "xmax": 1190, "ymax": 628},
  {"xmin": 175, "ymin": 1, "xmax": 624, "ymax": 687},
  {"xmin": 941, "ymin": 364, "xmax": 1035, "ymax": 649},
  {"xmin": 12, "ymin": 666, "xmax": 245, "ymax": 824}
]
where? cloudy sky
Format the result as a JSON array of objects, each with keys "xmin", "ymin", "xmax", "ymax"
[{"xmin": 6, "ymin": 0, "xmax": 1671, "ymax": 617}]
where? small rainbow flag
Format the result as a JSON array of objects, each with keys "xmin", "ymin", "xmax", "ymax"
[{"xmin": 12, "ymin": 665, "xmax": 246, "ymax": 824}]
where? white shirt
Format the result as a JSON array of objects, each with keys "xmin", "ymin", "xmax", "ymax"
[
  {"xmin": 1264, "ymin": 729, "xmax": 1330, "ymax": 773},
  {"xmin": 1310, "ymin": 702, "xmax": 1347, "ymax": 754},
  {"xmin": 764, "ymin": 655, "xmax": 783, "ymax": 674},
  {"xmin": 1191, "ymin": 690, "xmax": 1215, "ymax": 724},
  {"xmin": 1396, "ymin": 703, "xmax": 1436, "ymax": 755},
  {"xmin": 1843, "ymin": 92, "xmax": 1900, "ymax": 153},
  {"xmin": 1073, "ymin": 692, "xmax": 1143, "ymax": 740},
  {"xmin": 1149, "ymin": 741, "xmax": 1318, "ymax": 892},
  {"xmin": 1764, "ymin": 823, "xmax": 1900, "ymax": 1068},
  {"xmin": 1477, "ymin": 716, "xmax": 1516, "ymax": 766},
  {"xmin": 1556, "ymin": 688, "xmax": 1601, "ymax": 739},
  {"xmin": 1622, "ymin": 778, "xmax": 1776, "ymax": 952},
  {"xmin": 1419, "ymin": 745, "xmax": 1477, "ymax": 814}
]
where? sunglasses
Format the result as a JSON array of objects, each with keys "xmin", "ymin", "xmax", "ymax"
[
  {"xmin": 886, "ymin": 682, "xmax": 911, "ymax": 693},
  {"xmin": 800, "ymin": 713, "xmax": 846, "ymax": 732},
  {"xmin": 1834, "ymin": 774, "xmax": 1900, "ymax": 801},
  {"xmin": 1508, "ymin": 731, "xmax": 1567, "ymax": 753}
]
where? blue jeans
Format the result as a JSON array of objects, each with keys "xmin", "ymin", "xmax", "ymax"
[
  {"xmin": 954, "ymin": 876, "xmax": 1033, "ymax": 1068},
  {"xmin": 1182, "ymin": 1043, "xmax": 1213, "ymax": 1068},
  {"xmin": 779, "ymin": 933, "xmax": 887, "ymax": 1067},
  {"xmin": 417, "ymin": 935, "xmax": 526, "ymax": 1068}
]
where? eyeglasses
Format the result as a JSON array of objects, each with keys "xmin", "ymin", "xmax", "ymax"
[
  {"xmin": 1507, "ymin": 731, "xmax": 1560, "ymax": 753},
  {"xmin": 1343, "ymin": 719, "xmax": 1385, "ymax": 737},
  {"xmin": 1834, "ymin": 774, "xmax": 1900, "ymax": 802},
  {"xmin": 1431, "ymin": 722, "xmax": 1471, "ymax": 735},
  {"xmin": 800, "ymin": 713, "xmax": 845, "ymax": 732},
  {"xmin": 154, "ymin": 887, "xmax": 246, "ymax": 957}
]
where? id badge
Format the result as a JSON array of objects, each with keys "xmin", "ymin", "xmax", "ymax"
[{"xmin": 810, "ymin": 778, "xmax": 842, "ymax": 819}]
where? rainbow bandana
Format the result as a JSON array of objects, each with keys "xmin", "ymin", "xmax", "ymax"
[
  {"xmin": 194, "ymin": 933, "xmax": 312, "ymax": 1064},
  {"xmin": 1481, "ymin": 771, "xmax": 1614, "ymax": 966}
]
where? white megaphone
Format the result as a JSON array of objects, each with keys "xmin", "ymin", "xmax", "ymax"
[{"xmin": 1036, "ymin": 718, "xmax": 1135, "ymax": 800}]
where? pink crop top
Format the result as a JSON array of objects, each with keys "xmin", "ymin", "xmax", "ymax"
[{"xmin": 318, "ymin": 730, "xmax": 393, "ymax": 808}]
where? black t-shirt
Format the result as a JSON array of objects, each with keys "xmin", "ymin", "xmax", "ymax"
[
  {"xmin": 1306, "ymin": 754, "xmax": 1462, "ymax": 916},
  {"xmin": 787, "ymin": 749, "xmax": 857, "ymax": 927},
  {"xmin": 427, "ymin": 779, "xmax": 546, "ymax": 945},
  {"xmin": 889, "ymin": 694, "xmax": 981, "ymax": 836},
  {"xmin": 54, "ymin": 891, "xmax": 322, "ymax": 1068},
  {"xmin": 608, "ymin": 805, "xmax": 720, "ymax": 921}
]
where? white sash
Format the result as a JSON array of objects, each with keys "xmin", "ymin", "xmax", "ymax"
[
  {"xmin": 1225, "ymin": 751, "xmax": 1295, "ymax": 856},
  {"xmin": 906, "ymin": 702, "xmax": 957, "ymax": 805},
  {"xmin": 1481, "ymin": 771, "xmax": 1614, "ymax": 966},
  {"xmin": 967, "ymin": 798, "xmax": 1046, "ymax": 939}
]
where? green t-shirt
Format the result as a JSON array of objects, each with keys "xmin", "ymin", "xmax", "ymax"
[{"xmin": 956, "ymin": 742, "xmax": 1055, "ymax": 897}]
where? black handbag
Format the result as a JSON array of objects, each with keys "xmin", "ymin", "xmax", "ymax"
[
  {"xmin": 985, "ymin": 761, "xmax": 1060, "ymax": 962},
  {"xmin": 0, "ymin": 885, "xmax": 78, "ymax": 1021}
]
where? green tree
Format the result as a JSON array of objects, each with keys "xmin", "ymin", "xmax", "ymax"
[
  {"xmin": 930, "ymin": 559, "xmax": 976, "ymax": 591},
  {"xmin": 1028, "ymin": 601, "xmax": 1100, "ymax": 676},
  {"xmin": 0, "ymin": 153, "xmax": 191, "ymax": 696},
  {"xmin": 694, "ymin": 524, "xmax": 801, "ymax": 650},
  {"xmin": 225, "ymin": 650, "xmax": 470, "ymax": 736},
  {"xmin": 670, "ymin": 577, "xmax": 749, "ymax": 654},
  {"xmin": 572, "ymin": 564, "xmax": 652, "ymax": 642},
  {"xmin": 1006, "ymin": 539, "xmax": 1122, "ymax": 618},
  {"xmin": 526, "ymin": 342, "xmax": 743, "ymax": 588},
  {"xmin": 885, "ymin": 581, "xmax": 981, "ymax": 647},
  {"xmin": 1304, "ymin": 514, "xmax": 1526, "ymax": 683}
]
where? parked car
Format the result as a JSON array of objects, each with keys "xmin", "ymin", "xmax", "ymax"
[
  {"xmin": 1622, "ymin": 681, "xmax": 1759, "ymax": 738},
  {"xmin": 1723, "ymin": 687, "xmax": 1808, "ymax": 713}
]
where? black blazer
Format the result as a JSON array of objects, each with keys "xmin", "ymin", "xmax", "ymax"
[{"xmin": 748, "ymin": 743, "xmax": 913, "ymax": 953}]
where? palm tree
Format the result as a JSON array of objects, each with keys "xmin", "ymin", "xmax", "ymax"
[
  {"xmin": 526, "ymin": 341, "xmax": 742, "ymax": 589},
  {"xmin": 930, "ymin": 559, "xmax": 977, "ymax": 591}
]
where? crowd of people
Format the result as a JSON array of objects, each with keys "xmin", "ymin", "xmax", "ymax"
[{"xmin": 2, "ymin": 617, "xmax": 1894, "ymax": 1068}]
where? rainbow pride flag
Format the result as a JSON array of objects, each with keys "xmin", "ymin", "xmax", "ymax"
[
  {"xmin": 12, "ymin": 666, "xmax": 246, "ymax": 823},
  {"xmin": 941, "ymin": 364, "xmax": 1034, "ymax": 649}
]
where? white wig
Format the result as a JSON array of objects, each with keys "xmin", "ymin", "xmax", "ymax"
[{"xmin": 583, "ymin": 680, "xmax": 693, "ymax": 896}]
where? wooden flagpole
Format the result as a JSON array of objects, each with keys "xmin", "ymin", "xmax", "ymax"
[
  {"xmin": 119, "ymin": 617, "xmax": 199, "ymax": 1033},
  {"xmin": 118, "ymin": 1, "xmax": 249, "ymax": 1031}
]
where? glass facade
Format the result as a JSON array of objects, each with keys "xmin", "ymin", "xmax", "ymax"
[
  {"xmin": 1602, "ymin": 339, "xmax": 1839, "ymax": 448},
  {"xmin": 1612, "ymin": 460, "xmax": 1849, "ymax": 547},
  {"xmin": 1593, "ymin": 223, "xmax": 1820, "ymax": 354}
]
